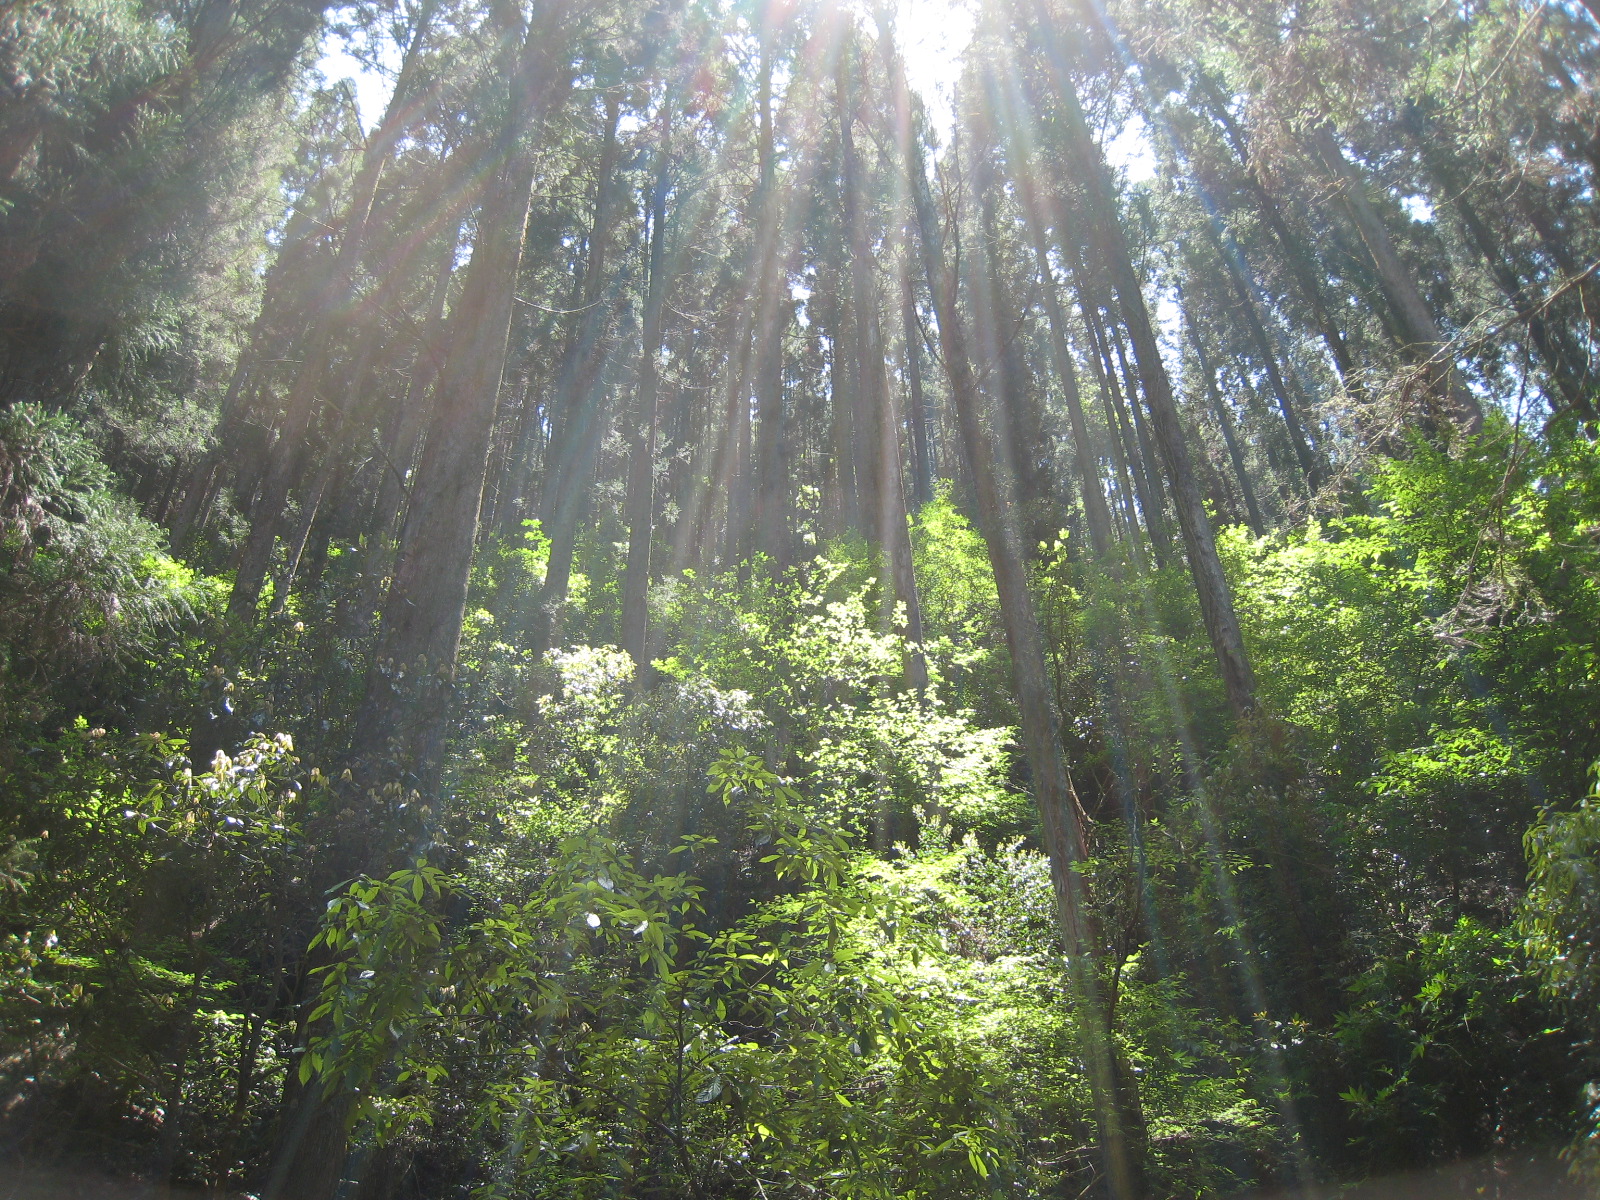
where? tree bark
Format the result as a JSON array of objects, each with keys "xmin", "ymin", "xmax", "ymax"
[
  {"xmin": 1031, "ymin": 12, "xmax": 1256, "ymax": 717},
  {"xmin": 1308, "ymin": 123, "xmax": 1483, "ymax": 435},
  {"xmin": 1084, "ymin": 288, "xmax": 1168, "ymax": 565},
  {"xmin": 228, "ymin": 2, "xmax": 441, "ymax": 620},
  {"xmin": 1404, "ymin": 102, "xmax": 1595, "ymax": 419},
  {"xmin": 839, "ymin": 42, "xmax": 927, "ymax": 687},
  {"xmin": 350, "ymin": 0, "xmax": 574, "ymax": 789},
  {"xmin": 1010, "ymin": 150, "xmax": 1117, "ymax": 560},
  {"xmin": 1188, "ymin": 321, "xmax": 1265, "ymax": 535},
  {"xmin": 529, "ymin": 97, "xmax": 627, "ymax": 653},
  {"xmin": 1194, "ymin": 75, "xmax": 1360, "ymax": 388},
  {"xmin": 621, "ymin": 106, "xmax": 673, "ymax": 670},
  {"xmin": 879, "ymin": 18, "xmax": 1146, "ymax": 1197},
  {"xmin": 1198, "ymin": 224, "xmax": 1321, "ymax": 485},
  {"xmin": 752, "ymin": 27, "xmax": 791, "ymax": 569},
  {"xmin": 899, "ymin": 258, "xmax": 935, "ymax": 507}
]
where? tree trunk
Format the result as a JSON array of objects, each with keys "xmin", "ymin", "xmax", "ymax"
[
  {"xmin": 505, "ymin": 93, "xmax": 623, "ymax": 549},
  {"xmin": 899, "ymin": 258, "xmax": 935, "ymax": 507},
  {"xmin": 839, "ymin": 43, "xmax": 927, "ymax": 687},
  {"xmin": 1014, "ymin": 172, "xmax": 1116, "ymax": 559},
  {"xmin": 228, "ymin": 3, "xmax": 441, "ymax": 620},
  {"xmin": 621, "ymin": 107, "xmax": 673, "ymax": 670},
  {"xmin": 1087, "ymin": 292, "xmax": 1168, "ymax": 566},
  {"xmin": 351, "ymin": 1, "xmax": 573, "ymax": 789},
  {"xmin": 1199, "ymin": 225, "xmax": 1321, "ymax": 485},
  {"xmin": 752, "ymin": 28, "xmax": 791, "ymax": 569},
  {"xmin": 169, "ymin": 184, "xmax": 325, "ymax": 548},
  {"xmin": 527, "ymin": 99, "xmax": 629, "ymax": 653},
  {"xmin": 1405, "ymin": 102, "xmax": 1595, "ymax": 419},
  {"xmin": 1033, "ymin": 14, "xmax": 1255, "ymax": 717},
  {"xmin": 879, "ymin": 18, "xmax": 1146, "ymax": 1197},
  {"xmin": 1308, "ymin": 123, "xmax": 1483, "ymax": 434},
  {"xmin": 1189, "ymin": 321, "xmax": 1265, "ymax": 535},
  {"xmin": 1073, "ymin": 282, "xmax": 1149, "ymax": 565},
  {"xmin": 1195, "ymin": 75, "xmax": 1360, "ymax": 388}
]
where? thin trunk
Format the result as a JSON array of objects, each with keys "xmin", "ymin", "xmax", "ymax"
[
  {"xmin": 899, "ymin": 259, "xmax": 935, "ymax": 506},
  {"xmin": 1309, "ymin": 123, "xmax": 1482, "ymax": 434},
  {"xmin": 1189, "ymin": 323, "xmax": 1265, "ymax": 535},
  {"xmin": 752, "ymin": 30, "xmax": 790, "ymax": 568},
  {"xmin": 723, "ymin": 361, "xmax": 753, "ymax": 569},
  {"xmin": 266, "ymin": 317, "xmax": 388, "ymax": 611},
  {"xmin": 879, "ymin": 19, "xmax": 1145, "ymax": 1197},
  {"xmin": 1196, "ymin": 76, "xmax": 1360, "ymax": 387},
  {"xmin": 1091, "ymin": 297, "xmax": 1168, "ymax": 564},
  {"xmin": 228, "ymin": 4, "xmax": 440, "ymax": 620},
  {"xmin": 621, "ymin": 107, "xmax": 673, "ymax": 670},
  {"xmin": 1200, "ymin": 226, "xmax": 1321, "ymax": 484},
  {"xmin": 828, "ymin": 289, "xmax": 860, "ymax": 536},
  {"xmin": 532, "ymin": 302, "xmax": 630, "ymax": 652},
  {"xmin": 1405, "ymin": 103, "xmax": 1594, "ymax": 418},
  {"xmin": 1074, "ymin": 276, "xmax": 1148, "ymax": 565},
  {"xmin": 266, "ymin": 449, "xmax": 333, "ymax": 615},
  {"xmin": 169, "ymin": 188, "xmax": 325, "ymax": 548},
  {"xmin": 1070, "ymin": 238, "xmax": 1169, "ymax": 563},
  {"xmin": 1032, "ymin": 6, "xmax": 1255, "ymax": 716}
]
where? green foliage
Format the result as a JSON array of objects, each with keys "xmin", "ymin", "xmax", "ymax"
[
  {"xmin": 6, "ymin": 0, "xmax": 1600, "ymax": 1192},
  {"xmin": 303, "ymin": 749, "xmax": 1018, "ymax": 1199},
  {"xmin": 0, "ymin": 403, "xmax": 201, "ymax": 726},
  {"xmin": 1521, "ymin": 763, "xmax": 1600, "ymax": 1180},
  {"xmin": 0, "ymin": 725, "xmax": 314, "ymax": 1180},
  {"xmin": 1332, "ymin": 917, "xmax": 1582, "ymax": 1172},
  {"xmin": 1523, "ymin": 764, "xmax": 1600, "ymax": 1016}
]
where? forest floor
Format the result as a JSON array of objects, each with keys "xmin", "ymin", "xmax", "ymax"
[
  {"xmin": 0, "ymin": 1150, "xmax": 1587, "ymax": 1200},
  {"xmin": 1240, "ymin": 1147, "xmax": 1583, "ymax": 1198}
]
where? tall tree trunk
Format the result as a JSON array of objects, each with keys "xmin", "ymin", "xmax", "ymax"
[
  {"xmin": 899, "ymin": 258, "xmax": 935, "ymax": 507},
  {"xmin": 1074, "ymin": 280, "xmax": 1149, "ymax": 565},
  {"xmin": 1086, "ymin": 291, "xmax": 1169, "ymax": 565},
  {"xmin": 972, "ymin": 155, "xmax": 1056, "ymax": 555},
  {"xmin": 506, "ymin": 92, "xmax": 623, "ymax": 547},
  {"xmin": 228, "ymin": 2, "xmax": 441, "ymax": 620},
  {"xmin": 878, "ymin": 19, "xmax": 1146, "ymax": 1197},
  {"xmin": 530, "ymin": 157, "xmax": 629, "ymax": 649},
  {"xmin": 350, "ymin": 1, "xmax": 573, "ymax": 789},
  {"xmin": 1308, "ymin": 123, "xmax": 1483, "ymax": 434},
  {"xmin": 1188, "ymin": 321, "xmax": 1265, "ymax": 536},
  {"xmin": 1198, "ymin": 226, "xmax": 1321, "ymax": 484},
  {"xmin": 826, "ymin": 285, "xmax": 860, "ymax": 537},
  {"xmin": 356, "ymin": 228, "xmax": 460, "ymax": 631},
  {"xmin": 1404, "ymin": 102, "xmax": 1595, "ymax": 419},
  {"xmin": 752, "ymin": 27, "xmax": 791, "ymax": 569},
  {"xmin": 169, "ymin": 184, "xmax": 326, "ymax": 548},
  {"xmin": 1012, "ymin": 164, "xmax": 1116, "ymax": 559},
  {"xmin": 839, "ymin": 42, "xmax": 927, "ymax": 687},
  {"xmin": 1194, "ymin": 74, "xmax": 1360, "ymax": 388},
  {"xmin": 621, "ymin": 106, "xmax": 673, "ymax": 670},
  {"xmin": 1031, "ymin": 10, "xmax": 1256, "ymax": 718}
]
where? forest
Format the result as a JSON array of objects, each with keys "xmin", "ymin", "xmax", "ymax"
[{"xmin": 2, "ymin": 0, "xmax": 1600, "ymax": 1195}]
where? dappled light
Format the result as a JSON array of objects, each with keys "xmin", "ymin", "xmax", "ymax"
[{"xmin": 2, "ymin": 0, "xmax": 1600, "ymax": 1197}]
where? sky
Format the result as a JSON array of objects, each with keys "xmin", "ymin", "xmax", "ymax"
[
  {"xmin": 314, "ymin": 0, "xmax": 1153, "ymax": 177},
  {"xmin": 894, "ymin": 0, "xmax": 977, "ymax": 144},
  {"xmin": 316, "ymin": 0, "xmax": 979, "ymax": 136},
  {"xmin": 315, "ymin": 28, "xmax": 398, "ymax": 129}
]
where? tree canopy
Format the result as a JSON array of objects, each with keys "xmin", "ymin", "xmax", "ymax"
[{"xmin": 3, "ymin": 0, "xmax": 1600, "ymax": 1196}]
